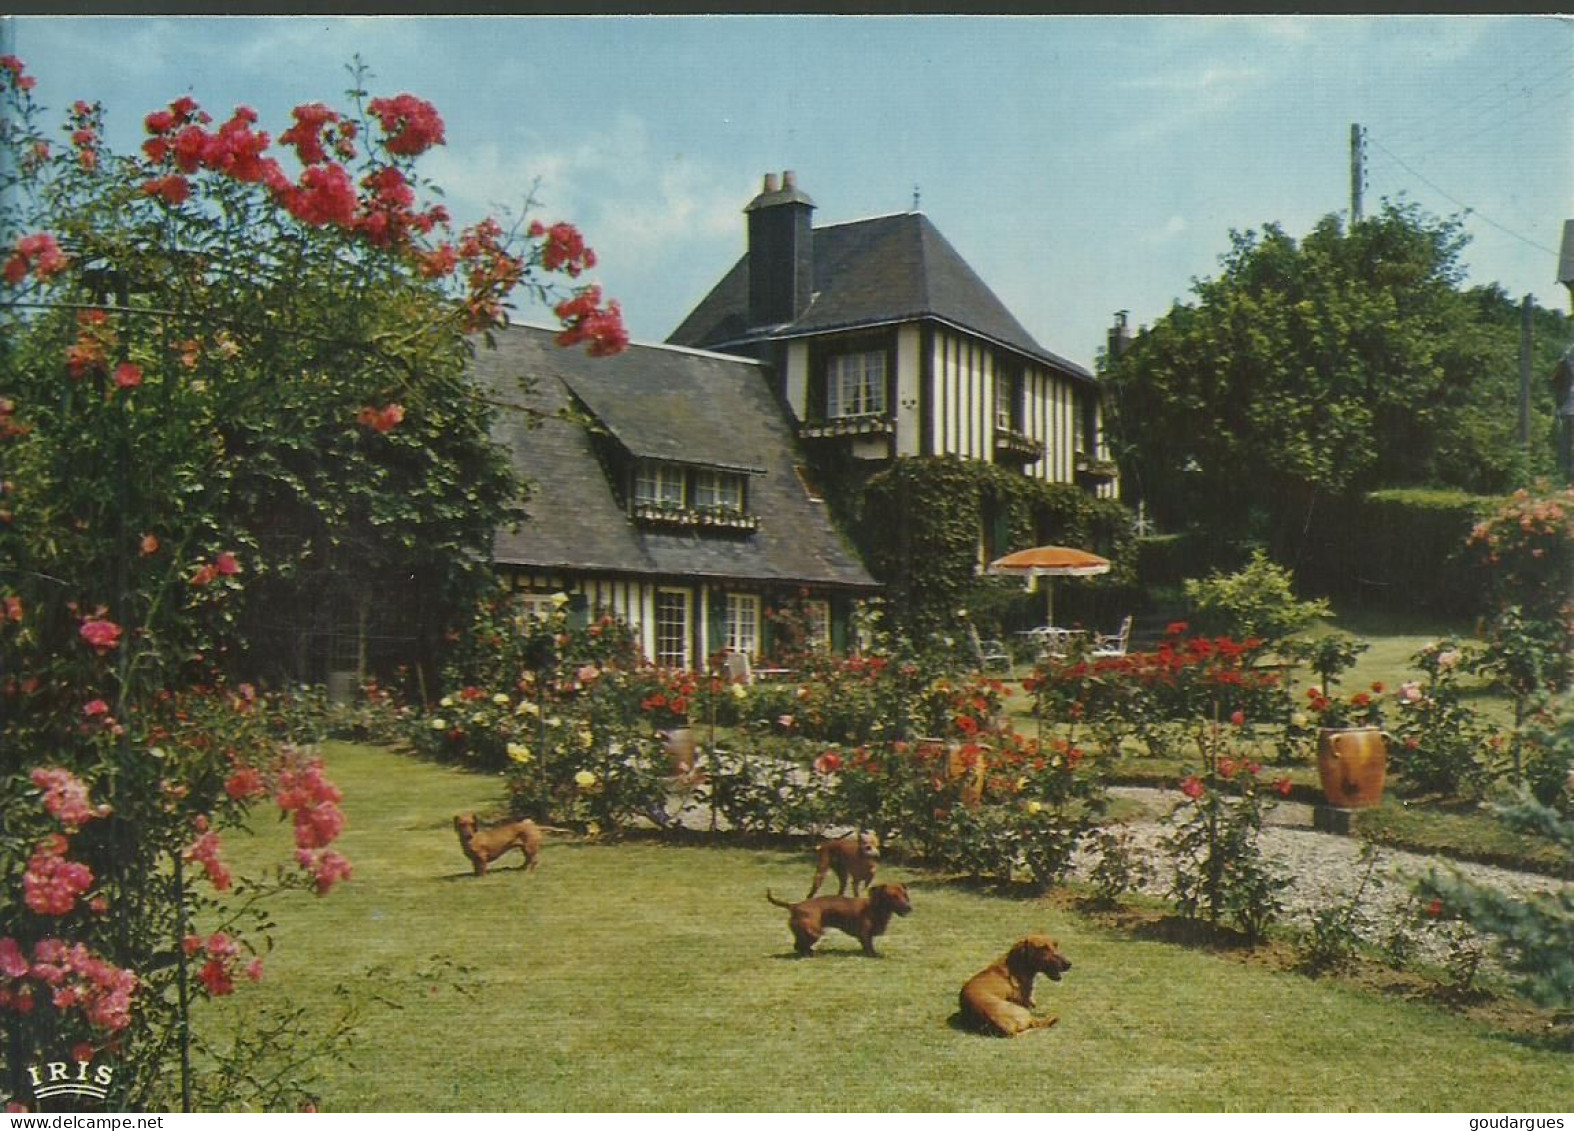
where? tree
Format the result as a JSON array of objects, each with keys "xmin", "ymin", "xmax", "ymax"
[
  {"xmin": 1103, "ymin": 201, "xmax": 1567, "ymax": 553},
  {"xmin": 0, "ymin": 57, "xmax": 625, "ymax": 1109}
]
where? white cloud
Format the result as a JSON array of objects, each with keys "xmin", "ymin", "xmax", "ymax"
[
  {"xmin": 1120, "ymin": 64, "xmax": 1265, "ymax": 94},
  {"xmin": 424, "ymin": 113, "xmax": 741, "ymax": 276}
]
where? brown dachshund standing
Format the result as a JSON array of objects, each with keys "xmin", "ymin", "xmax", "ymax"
[
  {"xmin": 958, "ymin": 935, "xmax": 1072, "ymax": 1036},
  {"xmin": 766, "ymin": 882, "xmax": 912, "ymax": 957},
  {"xmin": 453, "ymin": 812, "xmax": 543, "ymax": 877},
  {"xmin": 806, "ymin": 831, "xmax": 879, "ymax": 898}
]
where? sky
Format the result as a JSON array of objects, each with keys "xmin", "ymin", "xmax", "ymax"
[{"xmin": 5, "ymin": 14, "xmax": 1571, "ymax": 372}]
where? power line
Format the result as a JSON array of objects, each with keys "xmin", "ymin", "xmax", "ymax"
[
  {"xmin": 1436, "ymin": 72, "xmax": 1574, "ymax": 155},
  {"xmin": 1366, "ymin": 135, "xmax": 1561, "ymax": 258},
  {"xmin": 1382, "ymin": 40, "xmax": 1574, "ymax": 153}
]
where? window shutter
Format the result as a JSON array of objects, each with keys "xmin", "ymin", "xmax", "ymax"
[
  {"xmin": 830, "ymin": 594, "xmax": 849, "ymax": 653},
  {"xmin": 707, "ymin": 591, "xmax": 727, "ymax": 659}
]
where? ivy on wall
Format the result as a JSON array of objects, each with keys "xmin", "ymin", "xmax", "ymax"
[{"xmin": 827, "ymin": 455, "xmax": 1137, "ymax": 642}]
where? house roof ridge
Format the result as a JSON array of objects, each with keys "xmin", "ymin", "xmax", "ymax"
[
  {"xmin": 811, "ymin": 209, "xmax": 921, "ymax": 233},
  {"xmin": 504, "ymin": 320, "xmax": 767, "ymax": 368}
]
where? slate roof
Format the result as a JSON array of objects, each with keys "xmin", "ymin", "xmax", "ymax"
[
  {"xmin": 472, "ymin": 325, "xmax": 879, "ymax": 591},
  {"xmin": 668, "ymin": 211, "xmax": 1096, "ymax": 385}
]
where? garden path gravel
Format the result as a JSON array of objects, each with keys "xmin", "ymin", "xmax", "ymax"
[
  {"xmin": 1085, "ymin": 786, "xmax": 1570, "ymax": 966},
  {"xmin": 664, "ymin": 771, "xmax": 1570, "ymax": 969}
]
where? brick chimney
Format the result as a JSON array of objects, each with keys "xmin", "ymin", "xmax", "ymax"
[
  {"xmin": 744, "ymin": 170, "xmax": 815, "ymax": 327},
  {"xmin": 1107, "ymin": 310, "xmax": 1133, "ymax": 360}
]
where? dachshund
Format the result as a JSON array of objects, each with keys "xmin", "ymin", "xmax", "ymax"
[
  {"xmin": 453, "ymin": 813, "xmax": 551, "ymax": 877},
  {"xmin": 958, "ymin": 935, "xmax": 1072, "ymax": 1036},
  {"xmin": 806, "ymin": 831, "xmax": 880, "ymax": 898},
  {"xmin": 766, "ymin": 882, "xmax": 912, "ymax": 957}
]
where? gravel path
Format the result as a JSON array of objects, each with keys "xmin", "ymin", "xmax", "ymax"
[
  {"xmin": 1085, "ymin": 786, "xmax": 1570, "ymax": 966},
  {"xmin": 661, "ymin": 757, "xmax": 1567, "ymax": 968}
]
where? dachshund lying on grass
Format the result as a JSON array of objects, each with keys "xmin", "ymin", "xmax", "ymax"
[
  {"xmin": 453, "ymin": 813, "xmax": 564, "ymax": 877},
  {"xmin": 806, "ymin": 831, "xmax": 880, "ymax": 898},
  {"xmin": 766, "ymin": 882, "xmax": 911, "ymax": 957},
  {"xmin": 958, "ymin": 935, "xmax": 1072, "ymax": 1036}
]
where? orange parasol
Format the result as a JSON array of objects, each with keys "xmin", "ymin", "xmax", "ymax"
[{"xmin": 986, "ymin": 545, "xmax": 1112, "ymax": 624}]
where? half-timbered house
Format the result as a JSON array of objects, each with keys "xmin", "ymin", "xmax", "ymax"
[
  {"xmin": 668, "ymin": 171, "xmax": 1118, "ymax": 495},
  {"xmin": 473, "ymin": 324, "xmax": 879, "ymax": 669}
]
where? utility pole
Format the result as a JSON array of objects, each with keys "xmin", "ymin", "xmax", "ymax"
[
  {"xmin": 1519, "ymin": 294, "xmax": 1533, "ymax": 452},
  {"xmin": 1349, "ymin": 123, "xmax": 1365, "ymax": 225},
  {"xmin": 1558, "ymin": 221, "xmax": 1574, "ymax": 480}
]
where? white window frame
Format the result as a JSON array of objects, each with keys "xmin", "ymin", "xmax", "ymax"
[
  {"xmin": 995, "ymin": 371, "xmax": 1020, "ymax": 430},
  {"xmin": 513, "ymin": 592, "xmax": 560, "ymax": 623},
  {"xmin": 693, "ymin": 469, "xmax": 745, "ymax": 513},
  {"xmin": 653, "ymin": 588, "xmax": 691, "ymax": 669},
  {"xmin": 634, "ymin": 462, "xmax": 685, "ymax": 508},
  {"xmin": 826, "ymin": 350, "xmax": 887, "ymax": 419},
  {"xmin": 802, "ymin": 598, "xmax": 831, "ymax": 653},
  {"xmin": 724, "ymin": 593, "xmax": 761, "ymax": 658}
]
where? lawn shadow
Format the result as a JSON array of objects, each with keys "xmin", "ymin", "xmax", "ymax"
[
  {"xmin": 436, "ymin": 862, "xmax": 538, "ymax": 882},
  {"xmin": 896, "ymin": 873, "xmax": 1053, "ymax": 903},
  {"xmin": 1129, "ymin": 914, "xmax": 1256, "ymax": 951},
  {"xmin": 765, "ymin": 948, "xmax": 886, "ymax": 962}
]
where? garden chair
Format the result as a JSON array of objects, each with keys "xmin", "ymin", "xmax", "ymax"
[
  {"xmin": 1090, "ymin": 615, "xmax": 1132, "ymax": 658},
  {"xmin": 968, "ymin": 624, "xmax": 1013, "ymax": 674},
  {"xmin": 723, "ymin": 651, "xmax": 753, "ymax": 684}
]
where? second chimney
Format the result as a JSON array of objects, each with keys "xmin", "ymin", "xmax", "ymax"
[{"xmin": 744, "ymin": 170, "xmax": 815, "ymax": 327}]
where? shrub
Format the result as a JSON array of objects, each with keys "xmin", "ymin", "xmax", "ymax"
[
  {"xmin": 1162, "ymin": 749, "xmax": 1293, "ymax": 945},
  {"xmin": 1419, "ymin": 789, "xmax": 1574, "ymax": 1011},
  {"xmin": 1030, "ymin": 626, "xmax": 1284, "ymax": 761},
  {"xmin": 1297, "ymin": 844, "xmax": 1384, "ymax": 976},
  {"xmin": 1086, "ymin": 825, "xmax": 1155, "ymax": 906},
  {"xmin": 1301, "ymin": 489, "xmax": 1498, "ymax": 616},
  {"xmin": 1387, "ymin": 640, "xmax": 1493, "ymax": 798},
  {"xmin": 1469, "ymin": 484, "xmax": 1574, "ymax": 626},
  {"xmin": 0, "ymin": 52, "xmax": 626, "ymax": 1110},
  {"xmin": 1183, "ymin": 549, "xmax": 1331, "ymax": 647}
]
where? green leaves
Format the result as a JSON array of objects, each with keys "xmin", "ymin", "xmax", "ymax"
[{"xmin": 1105, "ymin": 201, "xmax": 1569, "ymax": 548}]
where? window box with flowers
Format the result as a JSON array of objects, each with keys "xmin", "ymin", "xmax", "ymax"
[
  {"xmin": 1074, "ymin": 451, "xmax": 1119, "ymax": 484},
  {"xmin": 993, "ymin": 425, "xmax": 1041, "ymax": 462},
  {"xmin": 1304, "ymin": 684, "xmax": 1389, "ymax": 810},
  {"xmin": 798, "ymin": 413, "xmax": 894, "ymax": 441},
  {"xmin": 631, "ymin": 501, "xmax": 760, "ymax": 532}
]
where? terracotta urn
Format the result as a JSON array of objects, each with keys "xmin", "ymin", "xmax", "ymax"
[
  {"xmin": 1316, "ymin": 726, "xmax": 1387, "ymax": 809},
  {"xmin": 661, "ymin": 726, "xmax": 696, "ymax": 775},
  {"xmin": 944, "ymin": 742, "xmax": 988, "ymax": 809}
]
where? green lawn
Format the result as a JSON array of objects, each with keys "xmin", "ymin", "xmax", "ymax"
[{"xmin": 216, "ymin": 743, "xmax": 1574, "ymax": 1112}]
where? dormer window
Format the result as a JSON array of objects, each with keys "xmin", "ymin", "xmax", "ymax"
[
  {"xmin": 694, "ymin": 468, "xmax": 745, "ymax": 513},
  {"xmin": 635, "ymin": 462, "xmax": 686, "ymax": 508},
  {"xmin": 827, "ymin": 350, "xmax": 887, "ymax": 419},
  {"xmin": 631, "ymin": 460, "xmax": 758, "ymax": 531}
]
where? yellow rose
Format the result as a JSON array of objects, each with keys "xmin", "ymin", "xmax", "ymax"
[
  {"xmin": 1026, "ymin": 800, "xmax": 1043, "ymax": 815},
  {"xmin": 506, "ymin": 742, "xmax": 532, "ymax": 764},
  {"xmin": 574, "ymin": 770, "xmax": 598, "ymax": 789}
]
